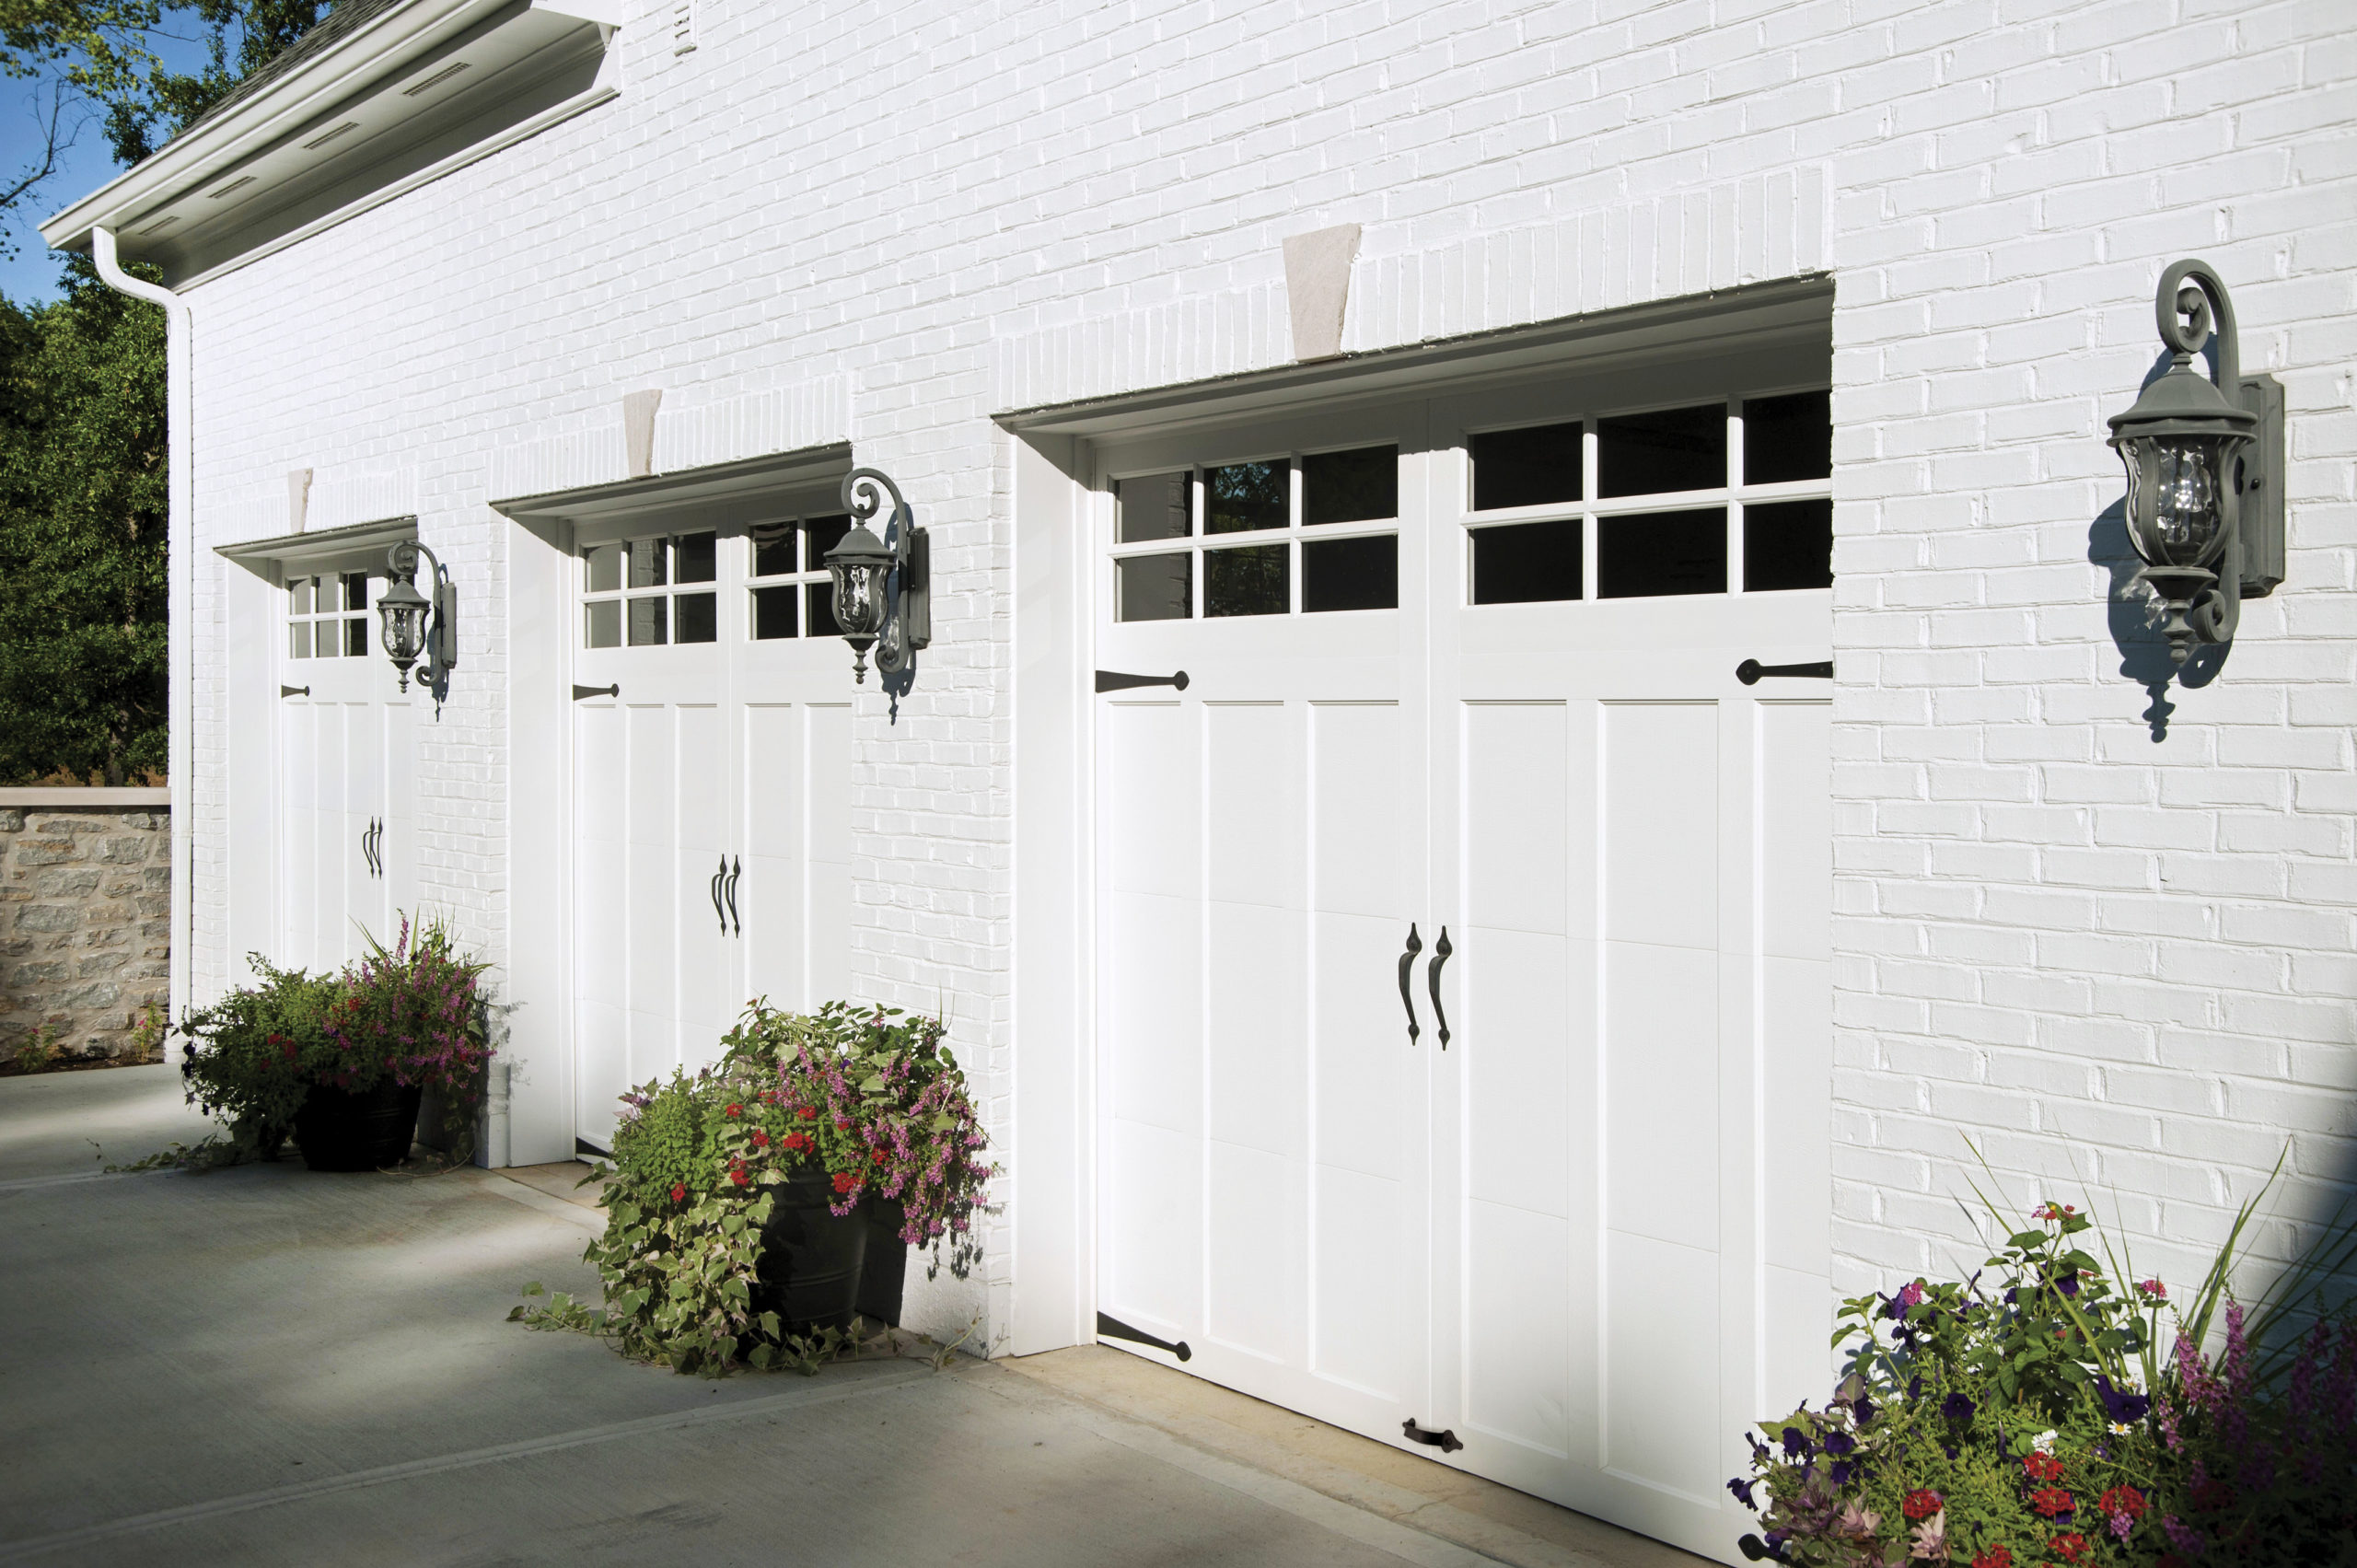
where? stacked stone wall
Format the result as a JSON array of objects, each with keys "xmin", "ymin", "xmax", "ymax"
[{"xmin": 0, "ymin": 797, "xmax": 170, "ymax": 1065}]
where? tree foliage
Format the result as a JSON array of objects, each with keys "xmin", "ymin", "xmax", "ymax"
[{"xmin": 0, "ymin": 253, "xmax": 165, "ymax": 784}]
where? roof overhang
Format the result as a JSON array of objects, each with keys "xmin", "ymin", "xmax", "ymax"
[
  {"xmin": 492, "ymin": 445, "xmax": 859, "ymax": 538},
  {"xmin": 215, "ymin": 515, "xmax": 419, "ymax": 578},
  {"xmin": 41, "ymin": 0, "xmax": 616, "ymax": 283}
]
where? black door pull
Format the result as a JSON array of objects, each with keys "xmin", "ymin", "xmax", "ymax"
[
  {"xmin": 1097, "ymin": 1312, "xmax": 1191, "ymax": 1362},
  {"xmin": 1402, "ymin": 1419, "xmax": 1463, "ymax": 1454},
  {"xmin": 1095, "ymin": 669, "xmax": 1190, "ymax": 693},
  {"xmin": 724, "ymin": 855, "xmax": 742, "ymax": 936},
  {"xmin": 1736, "ymin": 659, "xmax": 1833, "ymax": 684},
  {"xmin": 1398, "ymin": 923, "xmax": 1422, "ymax": 1044},
  {"xmin": 709, "ymin": 855, "xmax": 727, "ymax": 935},
  {"xmin": 279, "ymin": 684, "xmax": 309, "ymax": 698},
  {"xmin": 1427, "ymin": 927, "xmax": 1453, "ymax": 1049},
  {"xmin": 573, "ymin": 683, "xmax": 619, "ymax": 700}
]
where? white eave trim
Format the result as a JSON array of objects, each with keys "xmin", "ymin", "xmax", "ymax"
[
  {"xmin": 216, "ymin": 515, "xmax": 418, "ymax": 575},
  {"xmin": 39, "ymin": 0, "xmax": 614, "ymax": 255}
]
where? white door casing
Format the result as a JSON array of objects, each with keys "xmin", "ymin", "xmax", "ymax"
[
  {"xmin": 570, "ymin": 515, "xmax": 853, "ymax": 1152},
  {"xmin": 1087, "ymin": 353, "xmax": 1833, "ymax": 1566}
]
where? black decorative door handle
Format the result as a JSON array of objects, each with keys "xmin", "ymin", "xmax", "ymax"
[
  {"xmin": 709, "ymin": 855, "xmax": 728, "ymax": 935},
  {"xmin": 1397, "ymin": 923, "xmax": 1422, "ymax": 1044},
  {"xmin": 1097, "ymin": 1312, "xmax": 1191, "ymax": 1362},
  {"xmin": 1736, "ymin": 658, "xmax": 1833, "ymax": 684},
  {"xmin": 1095, "ymin": 669, "xmax": 1190, "ymax": 693},
  {"xmin": 1427, "ymin": 927, "xmax": 1452, "ymax": 1049},
  {"xmin": 724, "ymin": 855, "xmax": 742, "ymax": 936},
  {"xmin": 279, "ymin": 684, "xmax": 309, "ymax": 698},
  {"xmin": 371, "ymin": 819, "xmax": 383, "ymax": 878},
  {"xmin": 1401, "ymin": 1419, "xmax": 1462, "ymax": 1454},
  {"xmin": 572, "ymin": 683, "xmax": 619, "ymax": 700},
  {"xmin": 361, "ymin": 819, "xmax": 381, "ymax": 879}
]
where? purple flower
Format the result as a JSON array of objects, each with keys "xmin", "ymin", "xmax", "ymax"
[
  {"xmin": 2095, "ymin": 1375, "xmax": 2150, "ymax": 1424},
  {"xmin": 1726, "ymin": 1477, "xmax": 1756, "ymax": 1509},
  {"xmin": 1941, "ymin": 1392, "xmax": 1974, "ymax": 1422},
  {"xmin": 1823, "ymin": 1431, "xmax": 1855, "ymax": 1456},
  {"xmin": 1780, "ymin": 1425, "xmax": 1812, "ymax": 1460}
]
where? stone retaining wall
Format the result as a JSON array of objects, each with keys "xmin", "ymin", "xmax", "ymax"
[{"xmin": 0, "ymin": 791, "xmax": 170, "ymax": 1065}]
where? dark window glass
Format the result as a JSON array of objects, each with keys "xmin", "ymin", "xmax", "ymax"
[
  {"xmin": 344, "ymin": 619, "xmax": 367, "ymax": 656},
  {"xmin": 290, "ymin": 577, "xmax": 314, "ymax": 616},
  {"xmin": 752, "ymin": 586, "xmax": 797, "ymax": 639},
  {"xmin": 1205, "ymin": 543, "xmax": 1288, "ymax": 616},
  {"xmin": 804, "ymin": 514, "xmax": 853, "ymax": 569},
  {"xmin": 805, "ymin": 581, "xmax": 842, "ymax": 638},
  {"xmin": 627, "ymin": 538, "xmax": 667, "ymax": 589},
  {"xmin": 1597, "ymin": 404, "xmax": 1725, "ymax": 498},
  {"xmin": 1744, "ymin": 391, "xmax": 1832, "ymax": 485},
  {"xmin": 1598, "ymin": 508, "xmax": 1726, "ymax": 598},
  {"xmin": 751, "ymin": 526, "xmax": 796, "ymax": 577},
  {"xmin": 1303, "ymin": 446, "xmax": 1397, "ymax": 526},
  {"xmin": 289, "ymin": 621, "xmax": 311, "ymax": 659},
  {"xmin": 1205, "ymin": 460, "xmax": 1286, "ymax": 534},
  {"xmin": 627, "ymin": 596, "xmax": 667, "ymax": 645},
  {"xmin": 585, "ymin": 600, "xmax": 620, "ymax": 648},
  {"xmin": 673, "ymin": 532, "xmax": 716, "ymax": 585},
  {"xmin": 1744, "ymin": 499, "xmax": 1833, "ymax": 591},
  {"xmin": 1471, "ymin": 421, "xmax": 1581, "ymax": 510},
  {"xmin": 1118, "ymin": 472, "xmax": 1190, "ymax": 542},
  {"xmin": 342, "ymin": 572, "xmax": 368, "ymax": 610},
  {"xmin": 1116, "ymin": 553, "xmax": 1191, "ymax": 622},
  {"xmin": 1471, "ymin": 519, "xmax": 1582, "ymax": 604},
  {"xmin": 675, "ymin": 591, "xmax": 717, "ymax": 643},
  {"xmin": 584, "ymin": 543, "xmax": 621, "ymax": 593},
  {"xmin": 1303, "ymin": 534, "xmax": 1397, "ymax": 612}
]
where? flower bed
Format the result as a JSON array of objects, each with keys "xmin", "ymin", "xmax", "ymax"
[
  {"xmin": 517, "ymin": 1000, "xmax": 993, "ymax": 1376},
  {"xmin": 1732, "ymin": 1175, "xmax": 2357, "ymax": 1567}
]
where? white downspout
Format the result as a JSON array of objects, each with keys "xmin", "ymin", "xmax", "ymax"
[{"xmin": 92, "ymin": 227, "xmax": 193, "ymax": 1049}]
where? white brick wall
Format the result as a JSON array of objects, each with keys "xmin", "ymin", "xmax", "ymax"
[{"xmin": 165, "ymin": 0, "xmax": 2354, "ymax": 1349}]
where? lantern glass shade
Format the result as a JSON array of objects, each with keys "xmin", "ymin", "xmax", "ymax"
[
  {"xmin": 2119, "ymin": 433, "xmax": 2235, "ymax": 569},
  {"xmin": 823, "ymin": 522, "xmax": 893, "ymax": 638},
  {"xmin": 377, "ymin": 577, "xmax": 430, "ymax": 671}
]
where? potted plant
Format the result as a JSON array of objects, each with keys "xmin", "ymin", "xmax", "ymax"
[
  {"xmin": 546, "ymin": 1000, "xmax": 993, "ymax": 1376},
  {"xmin": 177, "ymin": 916, "xmax": 496, "ymax": 1171}
]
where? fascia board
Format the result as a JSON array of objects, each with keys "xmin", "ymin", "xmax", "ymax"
[{"xmin": 39, "ymin": 0, "xmax": 505, "ymax": 252}]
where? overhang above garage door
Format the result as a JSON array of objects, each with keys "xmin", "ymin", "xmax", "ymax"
[
  {"xmin": 215, "ymin": 514, "xmax": 418, "ymax": 579},
  {"xmin": 492, "ymin": 442, "xmax": 855, "ymax": 538}
]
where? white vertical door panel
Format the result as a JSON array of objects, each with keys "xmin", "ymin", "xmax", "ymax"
[{"xmin": 574, "ymin": 696, "xmax": 627, "ymax": 1150}]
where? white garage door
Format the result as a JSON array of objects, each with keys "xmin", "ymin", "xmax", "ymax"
[
  {"xmin": 1093, "ymin": 355, "xmax": 1833, "ymax": 1564},
  {"xmin": 571, "ymin": 513, "xmax": 854, "ymax": 1151},
  {"xmin": 281, "ymin": 568, "xmax": 415, "ymax": 974}
]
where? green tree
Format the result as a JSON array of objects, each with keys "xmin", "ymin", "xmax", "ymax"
[{"xmin": 0, "ymin": 252, "xmax": 167, "ymax": 785}]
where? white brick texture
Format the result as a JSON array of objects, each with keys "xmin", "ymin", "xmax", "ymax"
[{"xmin": 166, "ymin": 0, "xmax": 2355, "ymax": 1349}]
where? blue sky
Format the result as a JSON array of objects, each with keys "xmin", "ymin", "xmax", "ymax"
[{"xmin": 0, "ymin": 24, "xmax": 220, "ymax": 305}]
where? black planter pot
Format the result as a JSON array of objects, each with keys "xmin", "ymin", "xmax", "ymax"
[
  {"xmin": 753, "ymin": 1171, "xmax": 870, "ymax": 1334},
  {"xmin": 293, "ymin": 1079, "xmax": 424, "ymax": 1172},
  {"xmin": 859, "ymin": 1198, "xmax": 908, "ymax": 1328}
]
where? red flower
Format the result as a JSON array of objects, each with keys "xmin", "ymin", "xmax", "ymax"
[
  {"xmin": 831, "ymin": 1170, "xmax": 857, "ymax": 1195},
  {"xmin": 835, "ymin": 1117, "xmax": 852, "ymax": 1131},
  {"xmin": 724, "ymin": 1103, "xmax": 742, "ymax": 1119},
  {"xmin": 750, "ymin": 1131, "xmax": 770, "ymax": 1148},
  {"xmin": 871, "ymin": 1147, "xmax": 889, "ymax": 1166},
  {"xmin": 1971, "ymin": 1550, "xmax": 2014, "ymax": 1568},
  {"xmin": 2137, "ymin": 1278, "xmax": 2167, "ymax": 1301},
  {"xmin": 2048, "ymin": 1534, "xmax": 2089, "ymax": 1564},
  {"xmin": 669, "ymin": 1183, "xmax": 686, "ymax": 1202},
  {"xmin": 2100, "ymin": 1487, "xmax": 2147, "ymax": 1520},
  {"xmin": 2023, "ymin": 1453, "xmax": 2066, "ymax": 1484},
  {"xmin": 784, "ymin": 1132, "xmax": 812, "ymax": 1154},
  {"xmin": 282, "ymin": 1040, "xmax": 298, "ymax": 1062},
  {"xmin": 729, "ymin": 1167, "xmax": 750, "ymax": 1188},
  {"xmin": 2029, "ymin": 1488, "xmax": 2075, "ymax": 1519},
  {"xmin": 1903, "ymin": 1490, "xmax": 1944, "ymax": 1521},
  {"xmin": 796, "ymin": 1105, "xmax": 816, "ymax": 1120}
]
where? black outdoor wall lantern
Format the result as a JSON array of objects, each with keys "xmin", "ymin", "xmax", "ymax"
[
  {"xmin": 824, "ymin": 466, "xmax": 931, "ymax": 684},
  {"xmin": 377, "ymin": 539, "xmax": 458, "ymax": 715},
  {"xmin": 2106, "ymin": 258, "xmax": 2285, "ymax": 666}
]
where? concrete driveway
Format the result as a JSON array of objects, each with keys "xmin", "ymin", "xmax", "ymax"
[{"xmin": 0, "ymin": 1066, "xmax": 1705, "ymax": 1568}]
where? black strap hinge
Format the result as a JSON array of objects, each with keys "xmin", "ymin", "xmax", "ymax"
[{"xmin": 1097, "ymin": 1311, "xmax": 1191, "ymax": 1362}]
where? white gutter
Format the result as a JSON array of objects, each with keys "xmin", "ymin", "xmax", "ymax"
[{"xmin": 93, "ymin": 226, "xmax": 194, "ymax": 1049}]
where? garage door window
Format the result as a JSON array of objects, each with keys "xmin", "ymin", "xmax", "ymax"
[
  {"xmin": 1112, "ymin": 447, "xmax": 1400, "ymax": 621},
  {"xmin": 583, "ymin": 533, "xmax": 718, "ymax": 647},
  {"xmin": 747, "ymin": 516, "xmax": 853, "ymax": 641},
  {"xmin": 1467, "ymin": 389, "xmax": 1831, "ymax": 605},
  {"xmin": 288, "ymin": 572, "xmax": 369, "ymax": 658}
]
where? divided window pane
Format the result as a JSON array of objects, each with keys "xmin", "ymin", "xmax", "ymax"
[
  {"xmin": 1205, "ymin": 461, "xmax": 1285, "ymax": 535},
  {"xmin": 1596, "ymin": 404, "xmax": 1724, "ymax": 498},
  {"xmin": 289, "ymin": 621, "xmax": 311, "ymax": 659},
  {"xmin": 751, "ymin": 586, "xmax": 797, "ymax": 639},
  {"xmin": 1304, "ymin": 534, "xmax": 1396, "ymax": 612},
  {"xmin": 1743, "ymin": 391, "xmax": 1832, "ymax": 485},
  {"xmin": 674, "ymin": 532, "xmax": 716, "ymax": 586},
  {"xmin": 1302, "ymin": 446, "xmax": 1397, "ymax": 526},
  {"xmin": 584, "ymin": 542, "xmax": 621, "ymax": 593},
  {"xmin": 626, "ymin": 538, "xmax": 668, "ymax": 589},
  {"xmin": 627, "ymin": 597, "xmax": 667, "ymax": 646},
  {"xmin": 805, "ymin": 581, "xmax": 842, "ymax": 638},
  {"xmin": 585, "ymin": 599, "xmax": 621, "ymax": 648},
  {"xmin": 750, "ymin": 526, "xmax": 796, "ymax": 578},
  {"xmin": 675, "ymin": 592, "xmax": 718, "ymax": 644},
  {"xmin": 290, "ymin": 577, "xmax": 314, "ymax": 616},
  {"xmin": 1117, "ymin": 553, "xmax": 1191, "ymax": 622},
  {"xmin": 1471, "ymin": 519, "xmax": 1582, "ymax": 604},
  {"xmin": 1470, "ymin": 421, "xmax": 1580, "ymax": 511},
  {"xmin": 342, "ymin": 572, "xmax": 369, "ymax": 610},
  {"xmin": 1598, "ymin": 508, "xmax": 1725, "ymax": 598},
  {"xmin": 805, "ymin": 515, "xmax": 853, "ymax": 567},
  {"xmin": 1205, "ymin": 544, "xmax": 1287, "ymax": 616},
  {"xmin": 1743, "ymin": 498, "xmax": 1832, "ymax": 591},
  {"xmin": 1118, "ymin": 472, "xmax": 1190, "ymax": 542}
]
